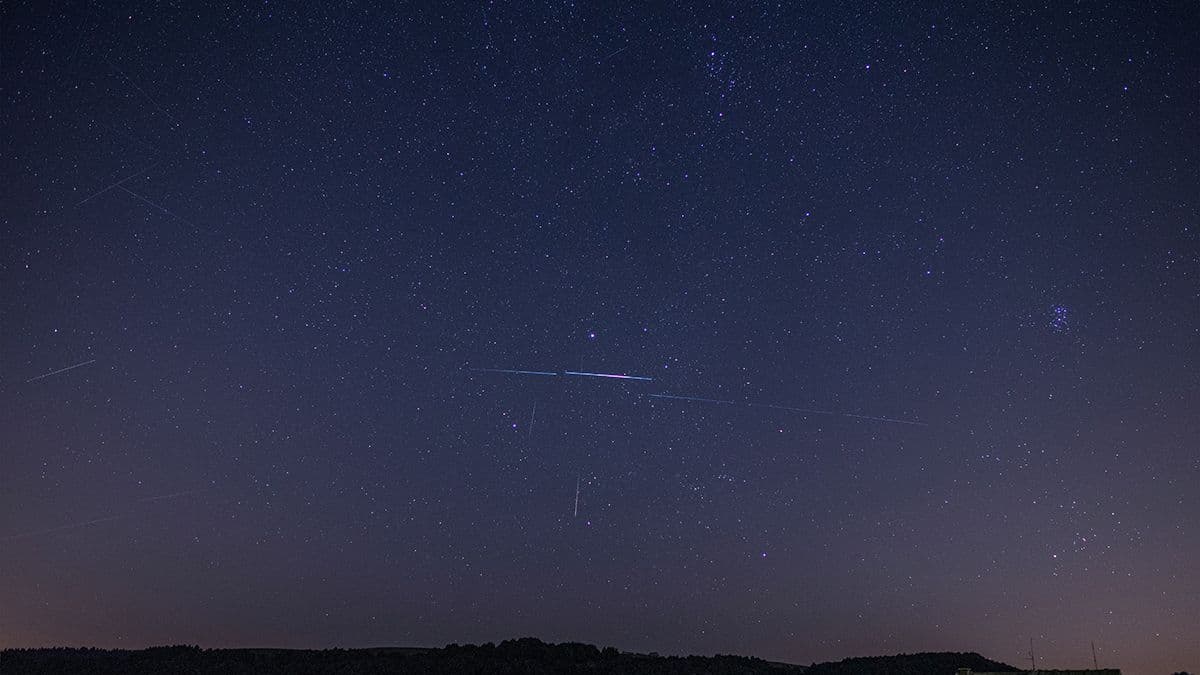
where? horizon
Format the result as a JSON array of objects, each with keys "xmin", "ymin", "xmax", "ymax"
[
  {"xmin": 0, "ymin": 639, "xmax": 1013, "ymax": 666},
  {"xmin": 0, "ymin": 641, "xmax": 1047, "ymax": 675},
  {"xmin": 0, "ymin": 633, "xmax": 1137, "ymax": 671}
]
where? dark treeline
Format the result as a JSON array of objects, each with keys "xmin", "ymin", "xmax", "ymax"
[
  {"xmin": 805, "ymin": 652, "xmax": 1020, "ymax": 675},
  {"xmin": 0, "ymin": 639, "xmax": 1017, "ymax": 674}
]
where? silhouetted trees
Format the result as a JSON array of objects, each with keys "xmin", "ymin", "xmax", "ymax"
[
  {"xmin": 0, "ymin": 640, "xmax": 1020, "ymax": 674},
  {"xmin": 804, "ymin": 652, "xmax": 1019, "ymax": 675}
]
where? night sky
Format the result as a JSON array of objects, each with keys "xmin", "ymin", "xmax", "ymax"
[{"xmin": 1, "ymin": 2, "xmax": 1197, "ymax": 674}]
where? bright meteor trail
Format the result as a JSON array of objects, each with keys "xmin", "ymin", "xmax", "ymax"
[
  {"xmin": 562, "ymin": 371, "xmax": 653, "ymax": 381},
  {"xmin": 26, "ymin": 359, "xmax": 97, "ymax": 383},
  {"xmin": 648, "ymin": 393, "xmax": 927, "ymax": 427}
]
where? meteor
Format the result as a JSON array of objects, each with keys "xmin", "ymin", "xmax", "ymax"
[
  {"xmin": 137, "ymin": 489, "xmax": 206, "ymax": 502},
  {"xmin": 2, "ymin": 489, "xmax": 203, "ymax": 541},
  {"xmin": 77, "ymin": 161, "xmax": 160, "ymax": 205},
  {"xmin": 0, "ymin": 514, "xmax": 125, "ymax": 541},
  {"xmin": 648, "ymin": 393, "xmax": 736, "ymax": 405},
  {"xmin": 563, "ymin": 371, "xmax": 653, "ymax": 381},
  {"xmin": 748, "ymin": 401, "xmax": 836, "ymax": 416},
  {"xmin": 468, "ymin": 367, "xmax": 652, "ymax": 381},
  {"xmin": 26, "ymin": 359, "xmax": 97, "ymax": 383},
  {"xmin": 840, "ymin": 412, "xmax": 928, "ymax": 427},
  {"xmin": 470, "ymin": 368, "xmax": 558, "ymax": 377}
]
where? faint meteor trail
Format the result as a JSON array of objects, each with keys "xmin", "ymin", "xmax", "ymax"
[
  {"xmin": 598, "ymin": 44, "xmax": 631, "ymax": 63},
  {"xmin": 574, "ymin": 476, "xmax": 580, "ymax": 518},
  {"xmin": 0, "ymin": 514, "xmax": 125, "ymax": 541},
  {"xmin": 647, "ymin": 393, "xmax": 736, "ymax": 405},
  {"xmin": 648, "ymin": 393, "xmax": 927, "ymax": 427},
  {"xmin": 563, "ymin": 370, "xmax": 653, "ymax": 381},
  {"xmin": 26, "ymin": 359, "xmax": 97, "ymax": 383},
  {"xmin": 471, "ymin": 368, "xmax": 558, "ymax": 377},
  {"xmin": 137, "ymin": 488, "xmax": 206, "ymax": 503},
  {"xmin": 840, "ymin": 412, "xmax": 928, "ymax": 427},
  {"xmin": 527, "ymin": 402, "xmax": 537, "ymax": 447},
  {"xmin": 748, "ymin": 401, "xmax": 837, "ymax": 416},
  {"xmin": 1, "ymin": 489, "xmax": 204, "ymax": 541},
  {"xmin": 117, "ymin": 185, "xmax": 195, "ymax": 227},
  {"xmin": 106, "ymin": 59, "xmax": 180, "ymax": 127},
  {"xmin": 77, "ymin": 161, "xmax": 160, "ymax": 205},
  {"xmin": 470, "ymin": 368, "xmax": 652, "ymax": 380}
]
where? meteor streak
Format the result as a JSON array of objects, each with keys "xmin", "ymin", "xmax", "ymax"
[
  {"xmin": 137, "ymin": 489, "xmax": 206, "ymax": 502},
  {"xmin": 527, "ymin": 402, "xmax": 537, "ymax": 448},
  {"xmin": 748, "ymin": 401, "xmax": 836, "ymax": 416},
  {"xmin": 117, "ymin": 185, "xmax": 196, "ymax": 227},
  {"xmin": 470, "ymin": 368, "xmax": 558, "ymax": 377},
  {"xmin": 77, "ymin": 161, "xmax": 160, "ymax": 205},
  {"xmin": 2, "ymin": 489, "xmax": 203, "ymax": 541},
  {"xmin": 469, "ymin": 368, "xmax": 652, "ymax": 381},
  {"xmin": 647, "ymin": 393, "xmax": 736, "ymax": 405},
  {"xmin": 26, "ymin": 359, "xmax": 97, "ymax": 383},
  {"xmin": 0, "ymin": 514, "xmax": 125, "ymax": 541},
  {"xmin": 563, "ymin": 371, "xmax": 653, "ymax": 381},
  {"xmin": 649, "ymin": 392, "xmax": 927, "ymax": 427},
  {"xmin": 840, "ymin": 413, "xmax": 928, "ymax": 427}
]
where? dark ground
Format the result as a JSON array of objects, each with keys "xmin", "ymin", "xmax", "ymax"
[{"xmin": 0, "ymin": 638, "xmax": 1018, "ymax": 674}]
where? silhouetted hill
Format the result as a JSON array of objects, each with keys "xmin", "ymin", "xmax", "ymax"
[
  {"xmin": 0, "ymin": 639, "xmax": 1018, "ymax": 674},
  {"xmin": 805, "ymin": 651, "xmax": 1020, "ymax": 675}
]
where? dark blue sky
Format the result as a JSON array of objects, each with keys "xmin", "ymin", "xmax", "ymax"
[{"xmin": 1, "ymin": 2, "xmax": 1197, "ymax": 674}]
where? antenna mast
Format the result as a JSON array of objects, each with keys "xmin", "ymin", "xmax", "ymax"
[
  {"xmin": 1091, "ymin": 641, "xmax": 1098, "ymax": 669},
  {"xmin": 1029, "ymin": 637, "xmax": 1036, "ymax": 670}
]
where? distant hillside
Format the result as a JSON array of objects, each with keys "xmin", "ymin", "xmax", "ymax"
[
  {"xmin": 0, "ymin": 639, "xmax": 1018, "ymax": 674},
  {"xmin": 805, "ymin": 651, "xmax": 1020, "ymax": 675},
  {"xmin": 1, "ymin": 640, "xmax": 794, "ymax": 675}
]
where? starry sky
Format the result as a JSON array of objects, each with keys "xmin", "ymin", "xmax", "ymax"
[{"xmin": 1, "ymin": 2, "xmax": 1197, "ymax": 674}]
